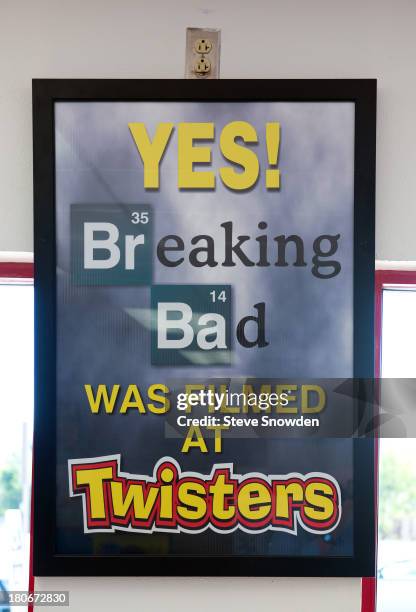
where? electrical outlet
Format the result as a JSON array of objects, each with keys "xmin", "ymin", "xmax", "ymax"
[
  {"xmin": 194, "ymin": 38, "xmax": 212, "ymax": 54},
  {"xmin": 185, "ymin": 27, "xmax": 220, "ymax": 79},
  {"xmin": 194, "ymin": 57, "xmax": 211, "ymax": 75}
]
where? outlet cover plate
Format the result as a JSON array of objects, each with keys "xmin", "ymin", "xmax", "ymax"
[{"xmin": 185, "ymin": 27, "xmax": 221, "ymax": 79}]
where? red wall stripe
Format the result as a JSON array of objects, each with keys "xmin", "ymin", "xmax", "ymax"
[{"xmin": 0, "ymin": 262, "xmax": 33, "ymax": 278}]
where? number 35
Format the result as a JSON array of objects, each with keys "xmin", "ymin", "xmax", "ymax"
[{"xmin": 131, "ymin": 211, "xmax": 149, "ymax": 224}]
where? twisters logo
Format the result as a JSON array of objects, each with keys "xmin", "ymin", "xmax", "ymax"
[{"xmin": 69, "ymin": 455, "xmax": 341, "ymax": 536}]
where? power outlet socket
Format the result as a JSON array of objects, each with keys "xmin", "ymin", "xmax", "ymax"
[{"xmin": 185, "ymin": 27, "xmax": 221, "ymax": 79}]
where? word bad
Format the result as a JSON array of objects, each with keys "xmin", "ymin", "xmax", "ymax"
[
  {"xmin": 69, "ymin": 455, "xmax": 341, "ymax": 535},
  {"xmin": 129, "ymin": 121, "xmax": 281, "ymax": 191},
  {"xmin": 151, "ymin": 285, "xmax": 268, "ymax": 365}
]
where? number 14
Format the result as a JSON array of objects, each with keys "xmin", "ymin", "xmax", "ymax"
[{"xmin": 210, "ymin": 290, "xmax": 227, "ymax": 303}]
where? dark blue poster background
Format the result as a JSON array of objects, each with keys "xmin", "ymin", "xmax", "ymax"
[{"xmin": 54, "ymin": 101, "xmax": 354, "ymax": 557}]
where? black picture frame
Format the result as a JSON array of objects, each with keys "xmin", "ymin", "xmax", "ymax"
[{"xmin": 32, "ymin": 79, "xmax": 377, "ymax": 577}]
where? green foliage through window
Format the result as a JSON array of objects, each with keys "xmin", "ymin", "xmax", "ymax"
[
  {"xmin": 0, "ymin": 457, "xmax": 22, "ymax": 517},
  {"xmin": 379, "ymin": 451, "xmax": 416, "ymax": 539}
]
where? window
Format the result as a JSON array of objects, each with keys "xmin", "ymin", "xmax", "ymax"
[
  {"xmin": 0, "ymin": 263, "xmax": 33, "ymax": 599},
  {"xmin": 376, "ymin": 271, "xmax": 416, "ymax": 612}
]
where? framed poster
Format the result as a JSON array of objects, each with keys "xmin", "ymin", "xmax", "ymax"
[{"xmin": 33, "ymin": 79, "xmax": 376, "ymax": 576}]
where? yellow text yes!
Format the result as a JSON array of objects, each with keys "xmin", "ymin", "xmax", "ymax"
[{"xmin": 128, "ymin": 121, "xmax": 281, "ymax": 191}]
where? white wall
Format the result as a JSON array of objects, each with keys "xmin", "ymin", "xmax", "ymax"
[
  {"xmin": 36, "ymin": 577, "xmax": 361, "ymax": 612},
  {"xmin": 4, "ymin": 0, "xmax": 412, "ymax": 608},
  {"xmin": 1, "ymin": 0, "xmax": 416, "ymax": 260}
]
